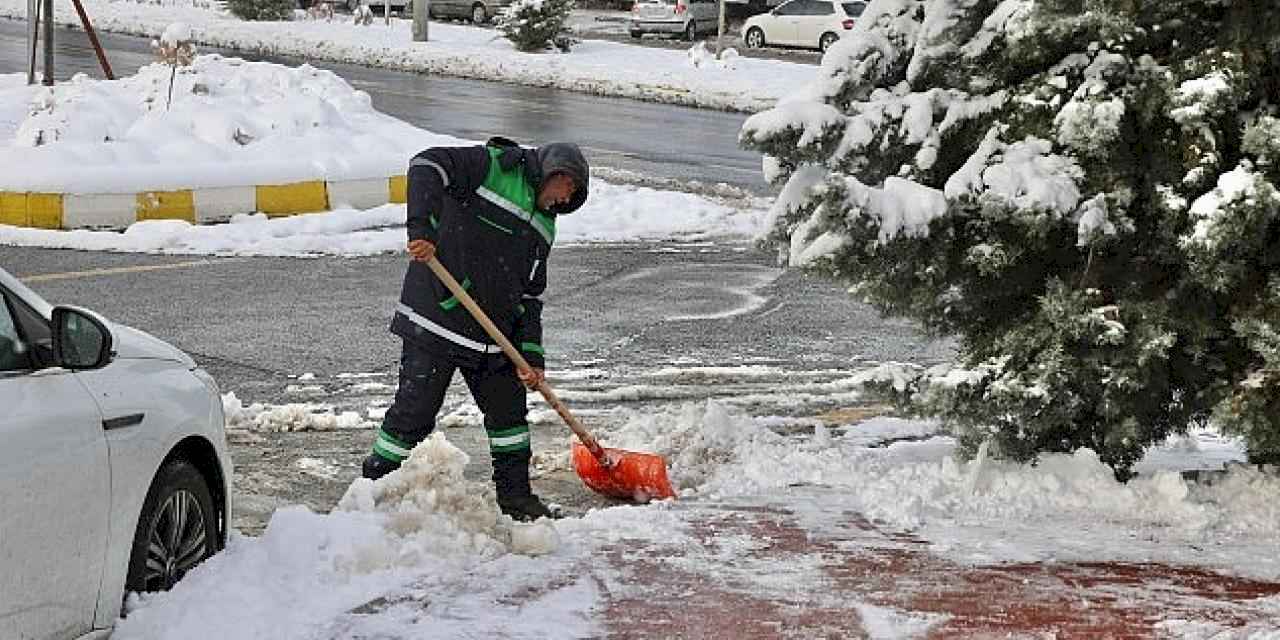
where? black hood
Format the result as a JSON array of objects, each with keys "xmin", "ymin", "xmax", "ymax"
[{"xmin": 536, "ymin": 142, "xmax": 590, "ymax": 215}]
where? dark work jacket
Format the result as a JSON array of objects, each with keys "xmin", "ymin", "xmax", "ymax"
[{"xmin": 391, "ymin": 137, "xmax": 590, "ymax": 370}]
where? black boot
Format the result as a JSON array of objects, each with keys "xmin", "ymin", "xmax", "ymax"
[
  {"xmin": 362, "ymin": 454, "xmax": 401, "ymax": 481},
  {"xmin": 492, "ymin": 450, "xmax": 559, "ymax": 521},
  {"xmin": 497, "ymin": 493, "xmax": 558, "ymax": 522}
]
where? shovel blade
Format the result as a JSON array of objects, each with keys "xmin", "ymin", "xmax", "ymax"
[{"xmin": 571, "ymin": 441, "xmax": 677, "ymax": 503}]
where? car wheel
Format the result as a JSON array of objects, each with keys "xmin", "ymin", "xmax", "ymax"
[
  {"xmin": 819, "ymin": 31, "xmax": 839, "ymax": 52},
  {"xmin": 630, "ymin": 30, "xmax": 643, "ymax": 39},
  {"xmin": 125, "ymin": 460, "xmax": 219, "ymax": 595},
  {"xmin": 471, "ymin": 3, "xmax": 486, "ymax": 23},
  {"xmin": 684, "ymin": 20, "xmax": 697, "ymax": 41},
  {"xmin": 745, "ymin": 26, "xmax": 765, "ymax": 48}
]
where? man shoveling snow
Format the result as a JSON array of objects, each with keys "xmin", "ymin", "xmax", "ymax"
[{"xmin": 361, "ymin": 136, "xmax": 590, "ymax": 522}]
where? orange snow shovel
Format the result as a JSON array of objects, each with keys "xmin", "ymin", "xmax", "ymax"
[{"xmin": 426, "ymin": 256, "xmax": 677, "ymax": 503}]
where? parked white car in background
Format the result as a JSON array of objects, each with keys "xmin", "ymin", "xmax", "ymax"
[
  {"xmin": 742, "ymin": 0, "xmax": 866, "ymax": 52},
  {"xmin": 0, "ymin": 266, "xmax": 231, "ymax": 640},
  {"xmin": 630, "ymin": 0, "xmax": 719, "ymax": 41}
]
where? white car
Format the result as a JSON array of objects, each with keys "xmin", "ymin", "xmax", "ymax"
[
  {"xmin": 742, "ymin": 0, "xmax": 866, "ymax": 52},
  {"xmin": 0, "ymin": 266, "xmax": 231, "ymax": 640}
]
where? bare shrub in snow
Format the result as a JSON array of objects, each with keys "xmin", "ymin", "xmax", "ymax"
[
  {"xmin": 151, "ymin": 23, "xmax": 196, "ymax": 110},
  {"xmin": 742, "ymin": 0, "xmax": 1280, "ymax": 477},
  {"xmin": 228, "ymin": 0, "xmax": 294, "ymax": 21},
  {"xmin": 496, "ymin": 0, "xmax": 576, "ymax": 53}
]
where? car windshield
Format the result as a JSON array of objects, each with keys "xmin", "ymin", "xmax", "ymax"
[{"xmin": 842, "ymin": 2, "xmax": 865, "ymax": 15}]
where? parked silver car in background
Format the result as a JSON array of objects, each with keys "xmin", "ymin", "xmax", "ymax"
[
  {"xmin": 345, "ymin": 0, "xmax": 510, "ymax": 23},
  {"xmin": 430, "ymin": 0, "xmax": 514, "ymax": 23},
  {"xmin": 630, "ymin": 0, "xmax": 719, "ymax": 41},
  {"xmin": 0, "ymin": 266, "xmax": 232, "ymax": 640}
]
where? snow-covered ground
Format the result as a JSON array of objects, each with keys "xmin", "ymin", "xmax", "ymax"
[
  {"xmin": 0, "ymin": 0, "xmax": 810, "ymax": 111},
  {"xmin": 114, "ymin": 391, "xmax": 1279, "ymax": 638},
  {"xmin": 0, "ymin": 57, "xmax": 766, "ymax": 247}
]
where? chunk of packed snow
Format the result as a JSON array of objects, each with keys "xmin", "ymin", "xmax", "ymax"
[{"xmin": 222, "ymin": 391, "xmax": 374, "ymax": 431}]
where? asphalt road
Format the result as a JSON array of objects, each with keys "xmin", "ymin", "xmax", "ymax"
[
  {"xmin": 0, "ymin": 19, "xmax": 768, "ymax": 191},
  {"xmin": 2, "ymin": 242, "xmax": 953, "ymax": 529},
  {"xmin": 2, "ymin": 242, "xmax": 952, "ymax": 401}
]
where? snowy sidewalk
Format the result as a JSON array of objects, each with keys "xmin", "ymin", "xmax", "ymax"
[
  {"xmin": 593, "ymin": 491, "xmax": 1280, "ymax": 638},
  {"xmin": 0, "ymin": 0, "xmax": 812, "ymax": 112},
  {"xmin": 108, "ymin": 399, "xmax": 1280, "ymax": 638}
]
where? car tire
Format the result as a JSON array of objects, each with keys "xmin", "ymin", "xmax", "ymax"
[
  {"xmin": 745, "ymin": 26, "xmax": 765, "ymax": 48},
  {"xmin": 684, "ymin": 20, "xmax": 697, "ymax": 41},
  {"xmin": 125, "ymin": 460, "xmax": 220, "ymax": 595},
  {"xmin": 471, "ymin": 3, "xmax": 487, "ymax": 23},
  {"xmin": 819, "ymin": 31, "xmax": 839, "ymax": 52},
  {"xmin": 630, "ymin": 30, "xmax": 643, "ymax": 38}
]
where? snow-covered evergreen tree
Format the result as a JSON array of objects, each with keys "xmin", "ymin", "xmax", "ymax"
[
  {"xmin": 496, "ymin": 0, "xmax": 575, "ymax": 52},
  {"xmin": 742, "ymin": 0, "xmax": 1280, "ymax": 477}
]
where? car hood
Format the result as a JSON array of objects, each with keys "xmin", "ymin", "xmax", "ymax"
[{"xmin": 113, "ymin": 323, "xmax": 196, "ymax": 368}]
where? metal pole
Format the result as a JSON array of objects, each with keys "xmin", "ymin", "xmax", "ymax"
[
  {"xmin": 41, "ymin": 0, "xmax": 53, "ymax": 85},
  {"xmin": 26, "ymin": 0, "xmax": 38, "ymax": 84},
  {"xmin": 715, "ymin": 0, "xmax": 727, "ymax": 58},
  {"xmin": 70, "ymin": 0, "xmax": 113, "ymax": 79},
  {"xmin": 412, "ymin": 0, "xmax": 427, "ymax": 40},
  {"xmin": 384, "ymin": 0, "xmax": 389, "ymax": 26}
]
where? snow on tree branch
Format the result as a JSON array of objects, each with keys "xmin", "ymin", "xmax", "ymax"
[{"xmin": 741, "ymin": 0, "xmax": 1280, "ymax": 475}]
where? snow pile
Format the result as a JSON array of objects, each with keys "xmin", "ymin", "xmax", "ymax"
[
  {"xmin": 1, "ymin": 57, "xmax": 764, "ymax": 247},
  {"xmin": 114, "ymin": 433, "xmax": 564, "ymax": 639},
  {"xmin": 2, "ymin": 55, "xmax": 451, "ymax": 193},
  {"xmin": 591, "ymin": 399, "xmax": 1278, "ymax": 576},
  {"xmin": 0, "ymin": 0, "xmax": 812, "ymax": 112},
  {"xmin": 223, "ymin": 391, "xmax": 373, "ymax": 431}
]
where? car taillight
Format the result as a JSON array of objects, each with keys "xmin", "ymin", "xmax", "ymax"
[
  {"xmin": 842, "ymin": 18, "xmax": 854, "ymax": 29},
  {"xmin": 632, "ymin": 3, "xmax": 639, "ymax": 12},
  {"xmin": 674, "ymin": 3, "xmax": 686, "ymax": 13}
]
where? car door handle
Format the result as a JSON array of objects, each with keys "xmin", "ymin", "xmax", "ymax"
[{"xmin": 103, "ymin": 413, "xmax": 145, "ymax": 431}]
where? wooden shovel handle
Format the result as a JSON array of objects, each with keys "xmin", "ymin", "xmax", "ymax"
[{"xmin": 424, "ymin": 256, "xmax": 609, "ymax": 464}]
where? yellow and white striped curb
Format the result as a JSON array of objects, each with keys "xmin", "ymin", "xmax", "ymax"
[{"xmin": 0, "ymin": 176, "xmax": 409, "ymax": 230}]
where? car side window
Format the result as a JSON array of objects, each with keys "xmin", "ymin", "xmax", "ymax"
[
  {"xmin": 810, "ymin": 0, "xmax": 834, "ymax": 14},
  {"xmin": 842, "ymin": 2, "xmax": 865, "ymax": 16},
  {"xmin": 775, "ymin": 0, "xmax": 805, "ymax": 15},
  {"xmin": 0, "ymin": 294, "xmax": 33, "ymax": 374}
]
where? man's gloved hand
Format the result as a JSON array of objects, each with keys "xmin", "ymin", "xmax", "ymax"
[
  {"xmin": 408, "ymin": 239, "xmax": 436, "ymax": 262},
  {"xmin": 517, "ymin": 367, "xmax": 545, "ymax": 389}
]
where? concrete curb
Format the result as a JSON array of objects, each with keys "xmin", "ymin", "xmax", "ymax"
[{"xmin": 0, "ymin": 176, "xmax": 410, "ymax": 230}]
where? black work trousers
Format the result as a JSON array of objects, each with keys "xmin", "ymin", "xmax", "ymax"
[{"xmin": 367, "ymin": 340, "xmax": 533, "ymax": 498}]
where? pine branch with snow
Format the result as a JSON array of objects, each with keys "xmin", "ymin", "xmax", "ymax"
[
  {"xmin": 741, "ymin": 0, "xmax": 1280, "ymax": 476},
  {"xmin": 496, "ymin": 0, "xmax": 576, "ymax": 53}
]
